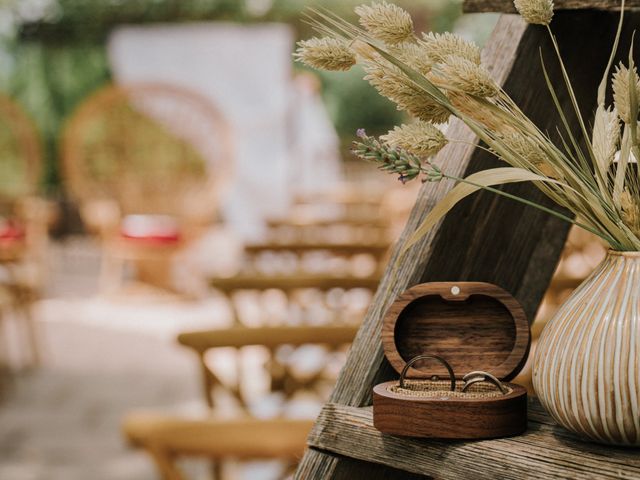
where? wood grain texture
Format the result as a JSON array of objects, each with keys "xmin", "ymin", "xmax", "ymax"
[
  {"xmin": 372, "ymin": 381, "xmax": 527, "ymax": 439},
  {"xmin": 463, "ymin": 0, "xmax": 640, "ymax": 13},
  {"xmin": 324, "ymin": 457, "xmax": 428, "ymax": 480},
  {"xmin": 381, "ymin": 282, "xmax": 529, "ymax": 380},
  {"xmin": 308, "ymin": 400, "xmax": 640, "ymax": 480},
  {"xmin": 296, "ymin": 10, "xmax": 639, "ymax": 479}
]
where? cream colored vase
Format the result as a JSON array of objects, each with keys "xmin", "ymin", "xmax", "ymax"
[{"xmin": 533, "ymin": 251, "xmax": 640, "ymax": 446}]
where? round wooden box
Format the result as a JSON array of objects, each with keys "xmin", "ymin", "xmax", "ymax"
[{"xmin": 373, "ymin": 282, "xmax": 531, "ymax": 439}]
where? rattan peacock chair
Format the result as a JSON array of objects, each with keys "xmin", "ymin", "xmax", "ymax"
[
  {"xmin": 62, "ymin": 83, "xmax": 234, "ymax": 294},
  {"xmin": 0, "ymin": 93, "xmax": 50, "ymax": 371}
]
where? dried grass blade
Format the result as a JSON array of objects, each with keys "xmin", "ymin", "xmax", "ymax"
[
  {"xmin": 597, "ymin": 0, "xmax": 625, "ymax": 105},
  {"xmin": 540, "ymin": 51, "xmax": 592, "ymax": 175},
  {"xmin": 402, "ymin": 167, "xmax": 593, "ymax": 253},
  {"xmin": 614, "ymin": 127, "xmax": 630, "ymax": 209}
]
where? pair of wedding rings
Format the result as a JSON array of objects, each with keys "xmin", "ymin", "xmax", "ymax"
[{"xmin": 398, "ymin": 354, "xmax": 508, "ymax": 394}]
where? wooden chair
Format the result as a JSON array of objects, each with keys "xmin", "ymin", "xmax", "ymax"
[
  {"xmin": 291, "ymin": 188, "xmax": 387, "ymax": 221},
  {"xmin": 210, "ymin": 272, "xmax": 380, "ymax": 328},
  {"xmin": 212, "ymin": 210, "xmax": 389, "ymax": 328},
  {"xmin": 123, "ymin": 416, "xmax": 312, "ymax": 480},
  {"xmin": 254, "ymin": 188, "xmax": 395, "ymax": 273},
  {"xmin": 277, "ymin": 189, "xmax": 390, "ymax": 239},
  {"xmin": 177, "ymin": 324, "xmax": 359, "ymax": 409},
  {"xmin": 244, "ymin": 240, "xmax": 390, "ymax": 261},
  {"xmin": 0, "ymin": 94, "xmax": 51, "ymax": 370},
  {"xmin": 122, "ymin": 324, "xmax": 358, "ymax": 480},
  {"xmin": 124, "ymin": 204, "xmax": 382, "ymax": 478},
  {"xmin": 210, "ymin": 273, "xmax": 380, "ymax": 293},
  {"xmin": 0, "ymin": 287, "xmax": 14, "ymax": 398},
  {"xmin": 61, "ymin": 83, "xmax": 233, "ymax": 293}
]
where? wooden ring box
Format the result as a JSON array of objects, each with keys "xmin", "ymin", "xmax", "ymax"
[{"xmin": 373, "ymin": 282, "xmax": 531, "ymax": 439}]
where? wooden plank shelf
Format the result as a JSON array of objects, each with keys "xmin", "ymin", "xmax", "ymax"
[
  {"xmin": 464, "ymin": 0, "xmax": 640, "ymax": 13},
  {"xmin": 307, "ymin": 399, "xmax": 640, "ymax": 480}
]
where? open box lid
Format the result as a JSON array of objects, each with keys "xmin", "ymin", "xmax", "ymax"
[{"xmin": 382, "ymin": 282, "xmax": 530, "ymax": 381}]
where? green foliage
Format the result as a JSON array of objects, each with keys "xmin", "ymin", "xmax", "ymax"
[
  {"xmin": 0, "ymin": 41, "xmax": 111, "ymax": 191},
  {"xmin": 19, "ymin": 0, "xmax": 246, "ymax": 42},
  {"xmin": 319, "ymin": 66, "xmax": 405, "ymax": 150},
  {"xmin": 0, "ymin": 114, "xmax": 28, "ymax": 197}
]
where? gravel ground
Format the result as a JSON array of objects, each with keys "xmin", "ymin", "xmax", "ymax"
[{"xmin": 0, "ymin": 238, "xmax": 230, "ymax": 480}]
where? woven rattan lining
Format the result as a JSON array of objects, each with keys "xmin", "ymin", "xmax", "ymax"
[{"xmin": 388, "ymin": 379, "xmax": 512, "ymax": 399}]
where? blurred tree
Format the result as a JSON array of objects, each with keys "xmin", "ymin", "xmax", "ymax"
[
  {"xmin": 17, "ymin": 0, "xmax": 246, "ymax": 43},
  {"xmin": 3, "ymin": 42, "xmax": 110, "ymax": 190},
  {"xmin": 0, "ymin": 0, "xmax": 464, "ymax": 192},
  {"xmin": 318, "ymin": 66, "xmax": 405, "ymax": 156}
]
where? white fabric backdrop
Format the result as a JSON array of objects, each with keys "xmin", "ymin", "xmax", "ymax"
[{"xmin": 107, "ymin": 22, "xmax": 342, "ymax": 240}]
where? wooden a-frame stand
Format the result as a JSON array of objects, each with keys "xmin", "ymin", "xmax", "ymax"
[{"xmin": 295, "ymin": 2, "xmax": 640, "ymax": 479}]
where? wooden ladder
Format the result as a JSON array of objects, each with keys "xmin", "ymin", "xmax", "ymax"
[{"xmin": 294, "ymin": 2, "xmax": 640, "ymax": 478}]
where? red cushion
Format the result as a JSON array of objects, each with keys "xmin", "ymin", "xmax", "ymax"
[
  {"xmin": 120, "ymin": 215, "xmax": 182, "ymax": 245},
  {"xmin": 121, "ymin": 233, "xmax": 181, "ymax": 245},
  {"xmin": 0, "ymin": 219, "xmax": 26, "ymax": 247}
]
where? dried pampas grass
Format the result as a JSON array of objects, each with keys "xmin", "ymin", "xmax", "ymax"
[
  {"xmin": 394, "ymin": 42, "xmax": 433, "ymax": 76},
  {"xmin": 364, "ymin": 62, "xmax": 451, "ymax": 124},
  {"xmin": 381, "ymin": 121, "xmax": 448, "ymax": 157},
  {"xmin": 422, "ymin": 32, "xmax": 481, "ymax": 66},
  {"xmin": 513, "ymin": 0, "xmax": 554, "ymax": 26},
  {"xmin": 437, "ymin": 55, "xmax": 498, "ymax": 98},
  {"xmin": 294, "ymin": 37, "xmax": 356, "ymax": 71},
  {"xmin": 355, "ymin": 1, "xmax": 414, "ymax": 45},
  {"xmin": 612, "ymin": 63, "xmax": 640, "ymax": 124},
  {"xmin": 296, "ymin": 0, "xmax": 640, "ymax": 252}
]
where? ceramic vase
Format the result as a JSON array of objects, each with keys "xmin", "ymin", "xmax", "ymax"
[{"xmin": 533, "ymin": 251, "xmax": 640, "ymax": 446}]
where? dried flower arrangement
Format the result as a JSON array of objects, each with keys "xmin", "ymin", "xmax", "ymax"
[{"xmin": 294, "ymin": 0, "xmax": 640, "ymax": 252}]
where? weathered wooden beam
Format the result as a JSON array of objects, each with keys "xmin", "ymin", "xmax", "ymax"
[
  {"xmin": 464, "ymin": 0, "xmax": 638, "ymax": 13},
  {"xmin": 325, "ymin": 457, "xmax": 427, "ymax": 480},
  {"xmin": 296, "ymin": 9, "xmax": 638, "ymax": 479},
  {"xmin": 306, "ymin": 400, "xmax": 640, "ymax": 480}
]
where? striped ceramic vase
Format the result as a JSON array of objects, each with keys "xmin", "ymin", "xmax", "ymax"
[{"xmin": 533, "ymin": 251, "xmax": 640, "ymax": 446}]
